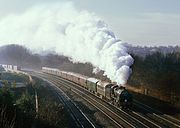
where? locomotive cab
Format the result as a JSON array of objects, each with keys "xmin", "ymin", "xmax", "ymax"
[{"xmin": 110, "ymin": 85, "xmax": 118, "ymax": 98}]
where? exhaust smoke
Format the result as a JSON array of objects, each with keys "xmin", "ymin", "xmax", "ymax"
[{"xmin": 0, "ymin": 2, "xmax": 134, "ymax": 85}]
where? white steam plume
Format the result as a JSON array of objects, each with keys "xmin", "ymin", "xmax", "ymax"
[{"xmin": 0, "ymin": 2, "xmax": 134, "ymax": 85}]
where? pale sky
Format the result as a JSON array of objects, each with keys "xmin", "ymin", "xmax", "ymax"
[{"xmin": 0, "ymin": 0, "xmax": 180, "ymax": 46}]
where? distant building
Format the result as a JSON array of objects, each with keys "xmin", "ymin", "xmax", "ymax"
[{"xmin": 0, "ymin": 65, "xmax": 5, "ymax": 72}]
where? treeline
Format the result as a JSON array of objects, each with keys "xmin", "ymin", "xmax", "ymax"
[
  {"xmin": 0, "ymin": 44, "xmax": 94, "ymax": 74},
  {"xmin": 0, "ymin": 45, "xmax": 41, "ymax": 69},
  {"xmin": 128, "ymin": 52, "xmax": 180, "ymax": 94},
  {"xmin": 0, "ymin": 44, "xmax": 72, "ymax": 69},
  {"xmin": 126, "ymin": 43, "xmax": 180, "ymax": 57}
]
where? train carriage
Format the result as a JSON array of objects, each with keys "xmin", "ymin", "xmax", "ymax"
[
  {"xmin": 87, "ymin": 78, "xmax": 99, "ymax": 93},
  {"xmin": 61, "ymin": 71, "xmax": 68, "ymax": 79},
  {"xmin": 56, "ymin": 70, "xmax": 61, "ymax": 76},
  {"xmin": 71, "ymin": 73, "xmax": 80, "ymax": 84},
  {"xmin": 42, "ymin": 67, "xmax": 51, "ymax": 74},
  {"xmin": 53, "ymin": 69, "xmax": 59, "ymax": 75},
  {"xmin": 59, "ymin": 71, "xmax": 64, "ymax": 78},
  {"xmin": 78, "ymin": 75, "xmax": 88, "ymax": 88},
  {"xmin": 69, "ymin": 73, "xmax": 88, "ymax": 88},
  {"xmin": 66, "ymin": 72, "xmax": 74, "ymax": 81}
]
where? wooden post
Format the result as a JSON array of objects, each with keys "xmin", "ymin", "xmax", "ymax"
[
  {"xmin": 35, "ymin": 90, "xmax": 38, "ymax": 114},
  {"xmin": 29, "ymin": 75, "xmax": 39, "ymax": 116}
]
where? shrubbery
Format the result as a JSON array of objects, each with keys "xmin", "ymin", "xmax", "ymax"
[
  {"xmin": 0, "ymin": 73, "xmax": 68, "ymax": 128},
  {"xmin": 128, "ymin": 52, "xmax": 180, "ymax": 94}
]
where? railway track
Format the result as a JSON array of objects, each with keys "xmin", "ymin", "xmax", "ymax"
[
  {"xmin": 133, "ymin": 100, "xmax": 180, "ymax": 128},
  {"xmin": 34, "ymin": 75, "xmax": 96, "ymax": 128},
  {"xmin": 32, "ymin": 71, "xmax": 180, "ymax": 128},
  {"xmin": 34, "ymin": 73, "xmax": 126, "ymax": 127}
]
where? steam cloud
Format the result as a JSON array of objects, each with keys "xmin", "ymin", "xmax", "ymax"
[{"xmin": 0, "ymin": 2, "xmax": 134, "ymax": 85}]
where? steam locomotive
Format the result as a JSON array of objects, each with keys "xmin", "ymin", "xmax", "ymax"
[{"xmin": 42, "ymin": 67, "xmax": 133, "ymax": 109}]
